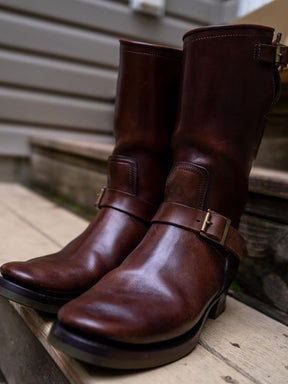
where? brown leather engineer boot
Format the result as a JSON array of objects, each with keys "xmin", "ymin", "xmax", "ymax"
[
  {"xmin": 0, "ymin": 40, "xmax": 182, "ymax": 313},
  {"xmin": 49, "ymin": 24, "xmax": 288, "ymax": 369}
]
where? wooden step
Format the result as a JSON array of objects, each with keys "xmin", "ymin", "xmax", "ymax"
[
  {"xmin": 238, "ymin": 167, "xmax": 288, "ymax": 315},
  {"xmin": 29, "ymin": 137, "xmax": 288, "ymax": 314},
  {"xmin": 0, "ymin": 183, "xmax": 287, "ymax": 384},
  {"xmin": 30, "ymin": 136, "xmax": 288, "ymax": 207},
  {"xmin": 30, "ymin": 137, "xmax": 114, "ymax": 210}
]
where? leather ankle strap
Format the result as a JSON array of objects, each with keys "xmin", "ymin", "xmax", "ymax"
[
  {"xmin": 95, "ymin": 187, "xmax": 157, "ymax": 222},
  {"xmin": 255, "ymin": 42, "xmax": 288, "ymax": 69},
  {"xmin": 152, "ymin": 202, "xmax": 247, "ymax": 260}
]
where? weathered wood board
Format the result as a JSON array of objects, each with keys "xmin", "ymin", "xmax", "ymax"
[
  {"xmin": 30, "ymin": 138, "xmax": 111, "ymax": 210},
  {"xmin": 237, "ymin": 167, "xmax": 288, "ymax": 313},
  {"xmin": 0, "ymin": 184, "xmax": 287, "ymax": 384}
]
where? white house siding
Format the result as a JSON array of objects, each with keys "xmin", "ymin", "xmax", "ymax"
[{"xmin": 0, "ymin": 0, "xmax": 239, "ymax": 157}]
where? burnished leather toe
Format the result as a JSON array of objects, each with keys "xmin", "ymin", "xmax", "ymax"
[{"xmin": 57, "ymin": 224, "xmax": 227, "ymax": 344}]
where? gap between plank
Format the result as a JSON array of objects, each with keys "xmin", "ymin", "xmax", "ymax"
[
  {"xmin": 199, "ymin": 339, "xmax": 261, "ymax": 384},
  {"xmin": 0, "ymin": 199, "xmax": 62, "ymax": 248}
]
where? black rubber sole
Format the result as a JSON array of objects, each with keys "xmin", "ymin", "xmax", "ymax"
[
  {"xmin": 0, "ymin": 276, "xmax": 73, "ymax": 313},
  {"xmin": 48, "ymin": 292, "xmax": 227, "ymax": 369}
]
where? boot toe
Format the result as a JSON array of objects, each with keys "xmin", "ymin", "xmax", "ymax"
[
  {"xmin": 58, "ymin": 295, "xmax": 140, "ymax": 343},
  {"xmin": 1, "ymin": 261, "xmax": 36, "ymax": 285},
  {"xmin": 57, "ymin": 281, "xmax": 191, "ymax": 345},
  {"xmin": 1, "ymin": 260, "xmax": 67, "ymax": 291}
]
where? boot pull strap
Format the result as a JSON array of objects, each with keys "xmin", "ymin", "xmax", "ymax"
[
  {"xmin": 152, "ymin": 202, "xmax": 248, "ymax": 261},
  {"xmin": 255, "ymin": 33, "xmax": 288, "ymax": 69},
  {"xmin": 95, "ymin": 187, "xmax": 157, "ymax": 222}
]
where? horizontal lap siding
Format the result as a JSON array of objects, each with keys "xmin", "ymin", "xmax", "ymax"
[
  {"xmin": 0, "ymin": 0, "xmax": 238, "ymax": 156},
  {"xmin": 0, "ymin": 50, "xmax": 117, "ymax": 100},
  {"xmin": 0, "ymin": 87, "xmax": 114, "ymax": 131}
]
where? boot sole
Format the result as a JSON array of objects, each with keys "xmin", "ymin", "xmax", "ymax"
[
  {"xmin": 48, "ymin": 291, "xmax": 227, "ymax": 369},
  {"xmin": 0, "ymin": 276, "xmax": 73, "ymax": 313}
]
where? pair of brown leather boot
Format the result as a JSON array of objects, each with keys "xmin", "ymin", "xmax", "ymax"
[{"xmin": 1, "ymin": 24, "xmax": 287, "ymax": 369}]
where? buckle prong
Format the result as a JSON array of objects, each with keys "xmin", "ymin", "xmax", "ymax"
[
  {"xmin": 201, "ymin": 210, "xmax": 212, "ymax": 233},
  {"xmin": 95, "ymin": 187, "xmax": 106, "ymax": 208},
  {"xmin": 274, "ymin": 33, "xmax": 287, "ymax": 69},
  {"xmin": 200, "ymin": 209, "xmax": 231, "ymax": 246}
]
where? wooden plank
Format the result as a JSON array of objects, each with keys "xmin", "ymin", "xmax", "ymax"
[
  {"xmin": 28, "ymin": 138, "xmax": 110, "ymax": 210},
  {"xmin": 0, "ymin": 124, "xmax": 114, "ymax": 157},
  {"xmin": 13, "ymin": 304, "xmax": 253, "ymax": 384},
  {"xmin": 230, "ymin": 291, "xmax": 288, "ymax": 327},
  {"xmin": 245, "ymin": 193, "xmax": 288, "ymax": 224},
  {"xmin": 255, "ymin": 137, "xmax": 288, "ymax": 172},
  {"xmin": 0, "ymin": 86, "xmax": 114, "ymax": 132},
  {"xmin": 30, "ymin": 137, "xmax": 113, "ymax": 162},
  {"xmin": 0, "ymin": 0, "xmax": 196, "ymax": 47},
  {"xmin": 0, "ymin": 183, "xmax": 252, "ymax": 384},
  {"xmin": 201, "ymin": 297, "xmax": 288, "ymax": 384},
  {"xmin": 0, "ymin": 184, "xmax": 87, "ymax": 248},
  {"xmin": 0, "ymin": 157, "xmax": 29, "ymax": 184},
  {"xmin": 1, "ymin": 183, "xmax": 287, "ymax": 384},
  {"xmin": 249, "ymin": 167, "xmax": 288, "ymax": 200},
  {"xmin": 239, "ymin": 213, "xmax": 288, "ymax": 259},
  {"xmin": 0, "ymin": 199, "xmax": 59, "ymax": 265},
  {"xmin": 0, "ymin": 297, "xmax": 70, "ymax": 384},
  {"xmin": 30, "ymin": 151, "xmax": 107, "ymax": 210},
  {"xmin": 0, "ymin": 10, "xmax": 119, "ymax": 68},
  {"xmin": 0, "ymin": 49, "xmax": 117, "ymax": 100},
  {"xmin": 238, "ymin": 213, "xmax": 288, "ymax": 313}
]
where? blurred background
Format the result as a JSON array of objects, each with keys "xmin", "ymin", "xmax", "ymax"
[
  {"xmin": 0, "ymin": 0, "xmax": 287, "ymax": 317},
  {"xmin": 0, "ymin": 0, "xmax": 282, "ymax": 177}
]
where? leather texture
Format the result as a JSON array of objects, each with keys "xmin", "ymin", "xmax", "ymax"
[
  {"xmin": 57, "ymin": 25, "xmax": 281, "ymax": 345},
  {"xmin": 152, "ymin": 202, "xmax": 247, "ymax": 260},
  {"xmin": 256, "ymin": 42, "xmax": 288, "ymax": 67},
  {"xmin": 1, "ymin": 40, "xmax": 182, "ymax": 294},
  {"xmin": 97, "ymin": 187, "xmax": 157, "ymax": 222}
]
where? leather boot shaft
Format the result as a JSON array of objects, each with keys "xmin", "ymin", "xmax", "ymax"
[
  {"xmin": 112, "ymin": 40, "xmax": 182, "ymax": 204},
  {"xmin": 0, "ymin": 40, "xmax": 182, "ymax": 307},
  {"xmin": 170, "ymin": 24, "xmax": 278, "ymax": 225},
  {"xmin": 51, "ymin": 25, "xmax": 288, "ymax": 369}
]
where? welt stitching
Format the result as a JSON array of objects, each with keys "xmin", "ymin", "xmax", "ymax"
[
  {"xmin": 253, "ymin": 43, "xmax": 261, "ymax": 61},
  {"xmin": 185, "ymin": 34, "xmax": 269, "ymax": 47},
  {"xmin": 128, "ymin": 161, "xmax": 137, "ymax": 195},
  {"xmin": 122, "ymin": 50, "xmax": 182, "ymax": 61}
]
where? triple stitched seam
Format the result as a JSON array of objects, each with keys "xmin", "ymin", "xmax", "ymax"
[
  {"xmin": 185, "ymin": 34, "xmax": 272, "ymax": 47},
  {"xmin": 165, "ymin": 163, "xmax": 208, "ymax": 209},
  {"xmin": 122, "ymin": 49, "xmax": 182, "ymax": 61},
  {"xmin": 108, "ymin": 156, "xmax": 138, "ymax": 195}
]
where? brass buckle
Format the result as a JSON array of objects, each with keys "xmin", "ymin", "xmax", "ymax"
[
  {"xmin": 275, "ymin": 33, "xmax": 287, "ymax": 69},
  {"xmin": 95, "ymin": 187, "xmax": 106, "ymax": 208},
  {"xmin": 275, "ymin": 44, "xmax": 285, "ymax": 68},
  {"xmin": 200, "ymin": 209, "xmax": 231, "ymax": 246}
]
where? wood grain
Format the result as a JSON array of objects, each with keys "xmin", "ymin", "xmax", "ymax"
[
  {"xmin": 0, "ymin": 184, "xmax": 287, "ymax": 383},
  {"xmin": 201, "ymin": 297, "xmax": 288, "ymax": 384}
]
